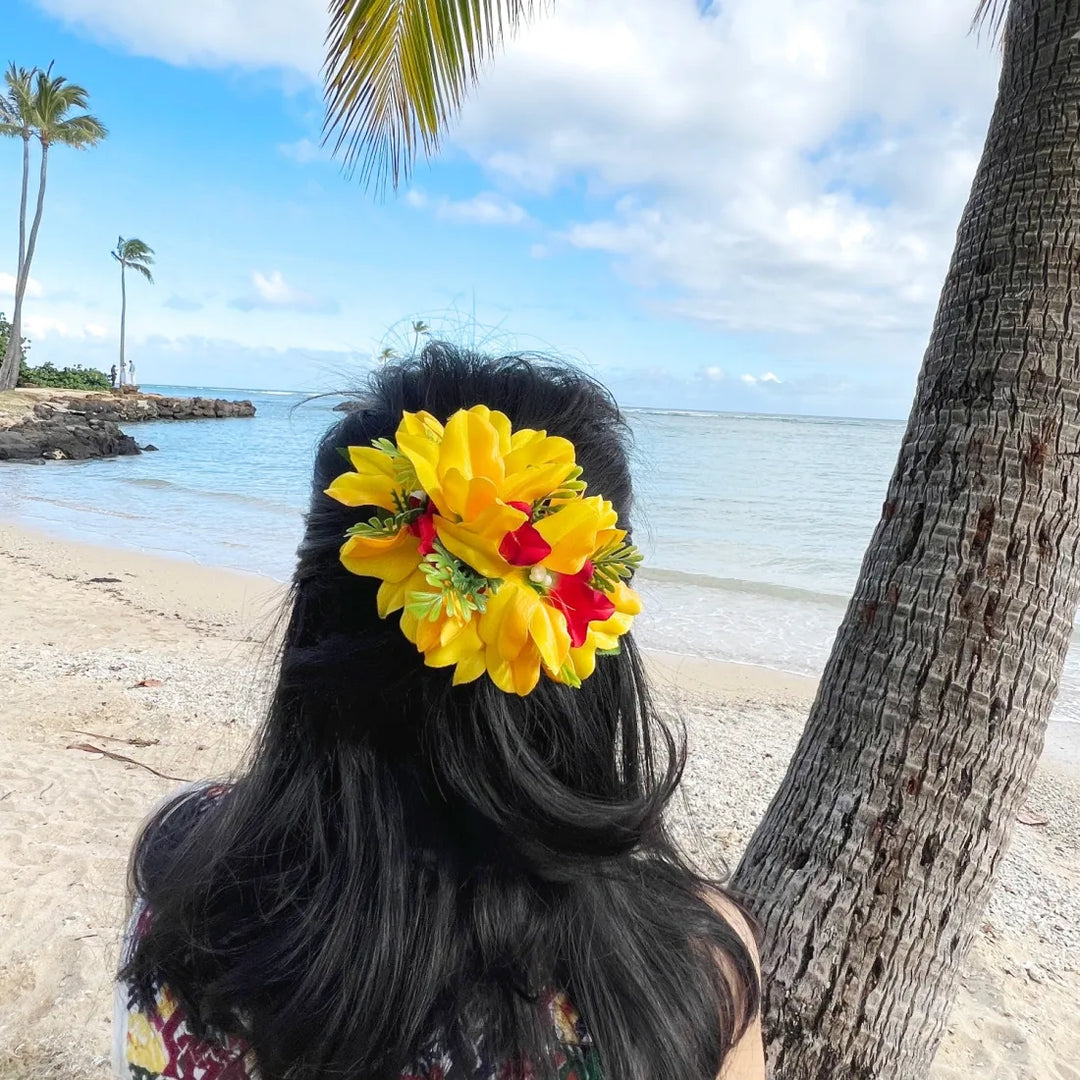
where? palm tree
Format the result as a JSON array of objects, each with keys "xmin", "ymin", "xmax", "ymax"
[
  {"xmin": 0, "ymin": 64, "xmax": 106, "ymax": 391},
  {"xmin": 325, "ymin": 1, "xmax": 1080, "ymax": 1076},
  {"xmin": 377, "ymin": 346, "xmax": 398, "ymax": 365},
  {"xmin": 0, "ymin": 64, "xmax": 38, "ymax": 392},
  {"xmin": 410, "ymin": 319, "xmax": 429, "ymax": 354},
  {"xmin": 111, "ymin": 237, "xmax": 154, "ymax": 387}
]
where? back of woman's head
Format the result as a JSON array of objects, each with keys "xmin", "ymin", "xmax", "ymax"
[{"xmin": 124, "ymin": 344, "xmax": 758, "ymax": 1080}]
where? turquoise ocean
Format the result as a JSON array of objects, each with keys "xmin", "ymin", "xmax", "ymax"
[{"xmin": 4, "ymin": 385, "xmax": 1079, "ymax": 722}]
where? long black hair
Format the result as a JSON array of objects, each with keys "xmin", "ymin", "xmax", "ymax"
[{"xmin": 122, "ymin": 345, "xmax": 759, "ymax": 1080}]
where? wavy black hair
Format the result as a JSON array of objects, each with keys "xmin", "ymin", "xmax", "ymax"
[{"xmin": 122, "ymin": 344, "xmax": 759, "ymax": 1080}]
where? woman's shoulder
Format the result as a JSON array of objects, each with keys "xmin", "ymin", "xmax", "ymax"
[{"xmin": 702, "ymin": 888, "xmax": 765, "ymax": 1080}]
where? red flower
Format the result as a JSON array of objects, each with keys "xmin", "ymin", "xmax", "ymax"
[
  {"xmin": 548, "ymin": 562, "xmax": 616, "ymax": 648},
  {"xmin": 499, "ymin": 501, "xmax": 553, "ymax": 567},
  {"xmin": 408, "ymin": 501, "xmax": 438, "ymax": 556}
]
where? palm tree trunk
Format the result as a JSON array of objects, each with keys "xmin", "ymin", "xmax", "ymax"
[
  {"xmin": 0, "ymin": 133, "xmax": 32, "ymax": 391},
  {"xmin": 732, "ymin": 2, "xmax": 1080, "ymax": 1076},
  {"xmin": 119, "ymin": 263, "xmax": 127, "ymax": 387}
]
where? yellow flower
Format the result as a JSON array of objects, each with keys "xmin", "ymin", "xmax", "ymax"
[
  {"xmin": 324, "ymin": 445, "xmax": 408, "ymax": 511},
  {"xmin": 397, "ymin": 405, "xmax": 576, "ymax": 520},
  {"xmin": 478, "ymin": 576, "xmax": 572, "ymax": 695},
  {"xmin": 400, "ymin": 593, "xmax": 487, "ymax": 685},
  {"xmin": 323, "ymin": 404, "xmax": 641, "ymax": 694},
  {"xmin": 340, "ymin": 529, "xmax": 422, "ymax": 585},
  {"xmin": 534, "ymin": 496, "xmax": 619, "ymax": 575},
  {"xmin": 557, "ymin": 579, "xmax": 642, "ymax": 684}
]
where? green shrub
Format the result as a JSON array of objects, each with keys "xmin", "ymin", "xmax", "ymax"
[
  {"xmin": 0, "ymin": 310, "xmax": 28, "ymax": 366},
  {"xmin": 18, "ymin": 359, "xmax": 110, "ymax": 391}
]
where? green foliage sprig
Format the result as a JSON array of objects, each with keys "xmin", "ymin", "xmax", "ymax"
[
  {"xmin": 590, "ymin": 536, "xmax": 643, "ymax": 593},
  {"xmin": 408, "ymin": 541, "xmax": 501, "ymax": 622},
  {"xmin": 532, "ymin": 465, "xmax": 588, "ymax": 518},
  {"xmin": 345, "ymin": 499, "xmax": 424, "ymax": 541}
]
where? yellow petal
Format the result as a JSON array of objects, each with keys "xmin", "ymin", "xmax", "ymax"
[
  {"xmin": 535, "ymin": 497, "xmax": 617, "ymax": 575},
  {"xmin": 325, "ymin": 446, "xmax": 402, "ymax": 510},
  {"xmin": 489, "ymin": 408, "xmax": 513, "ymax": 455},
  {"xmin": 441, "ymin": 469, "xmax": 500, "ymax": 520},
  {"xmin": 608, "ymin": 579, "xmax": 643, "ymax": 617},
  {"xmin": 509, "ymin": 647, "xmax": 542, "ymax": 695},
  {"xmin": 340, "ymin": 530, "xmax": 421, "ymax": 584},
  {"xmin": 530, "ymin": 601, "xmax": 571, "ymax": 675},
  {"xmin": 435, "ymin": 503, "xmax": 525, "ymax": 579},
  {"xmin": 425, "ymin": 617, "xmax": 483, "ymax": 669},
  {"xmin": 396, "ymin": 411, "xmax": 447, "ymax": 514},
  {"xmin": 376, "ymin": 567, "xmax": 428, "ymax": 618},
  {"xmin": 563, "ymin": 642, "xmax": 598, "ymax": 683},
  {"xmin": 502, "ymin": 431, "xmax": 577, "ymax": 504},
  {"xmin": 452, "ymin": 649, "xmax": 488, "ymax": 685},
  {"xmin": 479, "ymin": 578, "xmax": 539, "ymax": 662},
  {"xmin": 438, "ymin": 407, "xmax": 506, "ymax": 494}
]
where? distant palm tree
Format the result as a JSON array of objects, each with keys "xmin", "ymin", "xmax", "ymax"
[
  {"xmin": 324, "ymin": 1, "xmax": 542, "ymax": 192},
  {"xmin": 111, "ymin": 237, "xmax": 154, "ymax": 386},
  {"xmin": 377, "ymin": 346, "xmax": 397, "ymax": 365},
  {"xmin": 0, "ymin": 64, "xmax": 36, "ymax": 390},
  {"xmin": 0, "ymin": 63, "xmax": 107, "ymax": 390},
  {"xmin": 411, "ymin": 319, "xmax": 429, "ymax": 355}
]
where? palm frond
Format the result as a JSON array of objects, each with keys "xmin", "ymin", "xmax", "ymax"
[
  {"xmin": 972, "ymin": 0, "xmax": 1009, "ymax": 43},
  {"xmin": 120, "ymin": 239, "xmax": 155, "ymax": 262},
  {"xmin": 50, "ymin": 113, "xmax": 107, "ymax": 148},
  {"xmin": 1, "ymin": 63, "xmax": 36, "ymax": 134},
  {"xmin": 324, "ymin": 0, "xmax": 548, "ymax": 192},
  {"xmin": 128, "ymin": 263, "xmax": 155, "ymax": 284},
  {"xmin": 31, "ymin": 71, "xmax": 107, "ymax": 146}
]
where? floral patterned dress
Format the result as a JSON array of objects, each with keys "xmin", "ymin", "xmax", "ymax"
[{"xmin": 113, "ymin": 943, "xmax": 600, "ymax": 1080}]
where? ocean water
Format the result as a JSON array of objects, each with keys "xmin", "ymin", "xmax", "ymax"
[{"xmin": 4, "ymin": 385, "xmax": 1079, "ymax": 721}]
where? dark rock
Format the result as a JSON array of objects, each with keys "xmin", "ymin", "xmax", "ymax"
[
  {"xmin": 142, "ymin": 443, "xmax": 159, "ymax": 451},
  {"xmin": 0, "ymin": 415, "xmax": 141, "ymax": 461},
  {"xmin": 31, "ymin": 392, "xmax": 256, "ymax": 423}
]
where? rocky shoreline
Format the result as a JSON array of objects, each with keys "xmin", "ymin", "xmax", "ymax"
[{"xmin": 0, "ymin": 389, "xmax": 256, "ymax": 462}]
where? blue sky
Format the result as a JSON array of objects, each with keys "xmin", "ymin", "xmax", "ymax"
[{"xmin": 2, "ymin": 0, "xmax": 1001, "ymax": 416}]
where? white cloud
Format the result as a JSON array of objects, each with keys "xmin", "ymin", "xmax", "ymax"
[
  {"xmin": 22, "ymin": 314, "xmax": 107, "ymax": 340},
  {"xmin": 278, "ymin": 137, "xmax": 329, "ymax": 164},
  {"xmin": 761, "ymin": 372, "xmax": 781, "ymax": 383},
  {"xmin": 32, "ymin": 0, "xmax": 324, "ymax": 75},
  {"xmin": 229, "ymin": 270, "xmax": 337, "ymax": 314},
  {"xmin": 1, "ymin": 272, "xmax": 44, "ymax": 298},
  {"xmin": 449, "ymin": 0, "xmax": 1000, "ymax": 348},
  {"xmin": 31, "ymin": 0, "xmax": 1003, "ymax": 361},
  {"xmin": 741, "ymin": 374, "xmax": 758, "ymax": 385},
  {"xmin": 700, "ymin": 365, "xmax": 725, "ymax": 381},
  {"xmin": 407, "ymin": 189, "xmax": 530, "ymax": 227}
]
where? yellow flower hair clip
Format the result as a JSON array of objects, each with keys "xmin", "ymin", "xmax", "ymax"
[{"xmin": 325, "ymin": 405, "xmax": 642, "ymax": 695}]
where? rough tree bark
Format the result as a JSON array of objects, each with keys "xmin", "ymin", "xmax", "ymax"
[
  {"xmin": 733, "ymin": 2, "xmax": 1080, "ymax": 1077},
  {"xmin": 1, "ymin": 139, "xmax": 48, "ymax": 391},
  {"xmin": 0, "ymin": 131, "xmax": 31, "ymax": 390},
  {"xmin": 119, "ymin": 261, "xmax": 127, "ymax": 386}
]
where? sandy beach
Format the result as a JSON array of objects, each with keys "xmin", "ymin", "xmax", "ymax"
[{"xmin": 1, "ymin": 521, "xmax": 1078, "ymax": 1080}]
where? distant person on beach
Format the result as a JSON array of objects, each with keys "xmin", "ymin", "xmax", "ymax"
[
  {"xmin": 110, "ymin": 364, "xmax": 117, "ymax": 388},
  {"xmin": 113, "ymin": 345, "xmax": 764, "ymax": 1080},
  {"xmin": 128, "ymin": 362, "xmax": 136, "ymax": 387}
]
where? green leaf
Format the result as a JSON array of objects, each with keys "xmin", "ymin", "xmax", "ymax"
[
  {"xmin": 557, "ymin": 661, "xmax": 582, "ymax": 689},
  {"xmin": 371, "ymin": 436, "xmax": 420, "ymax": 490},
  {"xmin": 589, "ymin": 536, "xmax": 643, "ymax": 592},
  {"xmin": 324, "ymin": 0, "xmax": 549, "ymax": 192}
]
